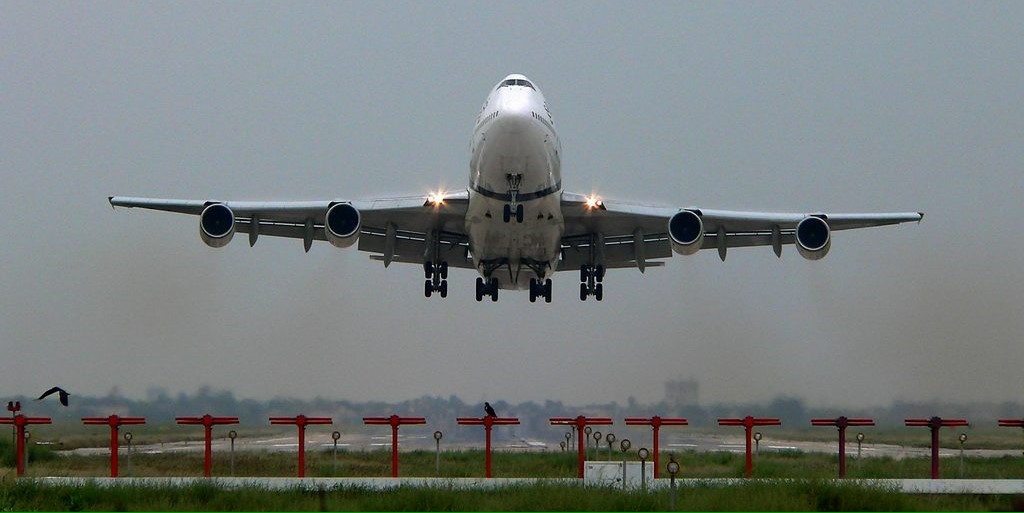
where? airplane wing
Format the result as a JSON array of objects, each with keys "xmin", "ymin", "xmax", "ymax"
[
  {"xmin": 108, "ymin": 192, "xmax": 473, "ymax": 268},
  {"xmin": 559, "ymin": 191, "xmax": 923, "ymax": 271}
]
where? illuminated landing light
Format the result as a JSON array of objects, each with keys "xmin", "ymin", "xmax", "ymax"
[
  {"xmin": 425, "ymin": 191, "xmax": 446, "ymax": 207},
  {"xmin": 585, "ymin": 195, "xmax": 605, "ymax": 210}
]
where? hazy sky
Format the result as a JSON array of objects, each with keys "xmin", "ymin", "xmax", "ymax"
[{"xmin": 2, "ymin": 2, "xmax": 1022, "ymax": 409}]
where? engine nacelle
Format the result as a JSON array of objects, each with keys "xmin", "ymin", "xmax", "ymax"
[
  {"xmin": 199, "ymin": 203, "xmax": 235, "ymax": 248},
  {"xmin": 668, "ymin": 210, "xmax": 705, "ymax": 256},
  {"xmin": 325, "ymin": 202, "xmax": 361, "ymax": 248},
  {"xmin": 795, "ymin": 215, "xmax": 831, "ymax": 260}
]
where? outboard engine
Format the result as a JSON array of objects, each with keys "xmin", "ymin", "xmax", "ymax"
[
  {"xmin": 199, "ymin": 203, "xmax": 235, "ymax": 248},
  {"xmin": 795, "ymin": 215, "xmax": 831, "ymax": 260},
  {"xmin": 325, "ymin": 202, "xmax": 361, "ymax": 248},
  {"xmin": 668, "ymin": 210, "xmax": 704, "ymax": 256}
]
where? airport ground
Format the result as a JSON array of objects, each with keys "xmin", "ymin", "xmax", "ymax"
[{"xmin": 5, "ymin": 438, "xmax": 1024, "ymax": 510}]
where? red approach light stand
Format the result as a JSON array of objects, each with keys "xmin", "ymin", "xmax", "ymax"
[
  {"xmin": 363, "ymin": 415, "xmax": 427, "ymax": 478},
  {"xmin": 905, "ymin": 416, "xmax": 969, "ymax": 479},
  {"xmin": 176, "ymin": 414, "xmax": 240, "ymax": 478},
  {"xmin": 81, "ymin": 415, "xmax": 147, "ymax": 477},
  {"xmin": 456, "ymin": 416, "xmax": 520, "ymax": 478},
  {"xmin": 0, "ymin": 413, "xmax": 51, "ymax": 477},
  {"xmin": 624, "ymin": 416, "xmax": 688, "ymax": 478},
  {"xmin": 998, "ymin": 419, "xmax": 1024, "ymax": 454},
  {"xmin": 718, "ymin": 416, "xmax": 782, "ymax": 478},
  {"xmin": 550, "ymin": 416, "xmax": 613, "ymax": 478},
  {"xmin": 269, "ymin": 415, "xmax": 333, "ymax": 478},
  {"xmin": 810, "ymin": 416, "xmax": 875, "ymax": 478}
]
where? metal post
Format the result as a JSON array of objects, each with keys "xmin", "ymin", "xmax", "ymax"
[
  {"xmin": 332, "ymin": 431, "xmax": 341, "ymax": 476},
  {"xmin": 23, "ymin": 430, "xmax": 30, "ymax": 475},
  {"xmin": 228, "ymin": 430, "xmax": 237, "ymax": 477},
  {"xmin": 959, "ymin": 433, "xmax": 967, "ymax": 478},
  {"xmin": 754, "ymin": 431, "xmax": 761, "ymax": 458},
  {"xmin": 667, "ymin": 456, "xmax": 680, "ymax": 511},
  {"xmin": 638, "ymin": 447, "xmax": 649, "ymax": 491},
  {"xmin": 620, "ymin": 438, "xmax": 631, "ymax": 489},
  {"xmin": 124, "ymin": 432, "xmax": 133, "ymax": 477},
  {"xmin": 433, "ymin": 431, "xmax": 442, "ymax": 477}
]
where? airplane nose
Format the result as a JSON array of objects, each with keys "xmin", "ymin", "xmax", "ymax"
[{"xmin": 493, "ymin": 105, "xmax": 533, "ymax": 134}]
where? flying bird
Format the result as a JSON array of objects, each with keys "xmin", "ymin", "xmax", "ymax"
[
  {"xmin": 484, "ymin": 402, "xmax": 497, "ymax": 417},
  {"xmin": 36, "ymin": 386, "xmax": 70, "ymax": 407}
]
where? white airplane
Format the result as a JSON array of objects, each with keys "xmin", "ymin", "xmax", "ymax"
[{"xmin": 110, "ymin": 73, "xmax": 923, "ymax": 303}]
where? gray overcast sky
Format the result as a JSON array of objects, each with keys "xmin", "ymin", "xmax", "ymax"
[{"xmin": 2, "ymin": 2, "xmax": 1022, "ymax": 408}]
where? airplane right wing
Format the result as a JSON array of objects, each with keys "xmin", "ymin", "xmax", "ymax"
[
  {"xmin": 109, "ymin": 191, "xmax": 473, "ymax": 269},
  {"xmin": 558, "ymin": 191, "xmax": 923, "ymax": 272}
]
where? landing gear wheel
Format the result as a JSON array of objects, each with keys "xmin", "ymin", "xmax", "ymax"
[
  {"xmin": 475, "ymin": 277, "xmax": 484, "ymax": 302},
  {"xmin": 580, "ymin": 265, "xmax": 590, "ymax": 282},
  {"xmin": 424, "ymin": 280, "xmax": 433, "ymax": 298},
  {"xmin": 424, "ymin": 262, "xmax": 434, "ymax": 279},
  {"xmin": 529, "ymin": 279, "xmax": 538, "ymax": 303},
  {"xmin": 516, "ymin": 204, "xmax": 524, "ymax": 223},
  {"xmin": 439, "ymin": 280, "xmax": 448, "ymax": 298},
  {"xmin": 544, "ymin": 279, "xmax": 552, "ymax": 303},
  {"xmin": 489, "ymin": 278, "xmax": 499, "ymax": 302},
  {"xmin": 440, "ymin": 261, "xmax": 448, "ymax": 280},
  {"xmin": 595, "ymin": 265, "xmax": 605, "ymax": 282},
  {"xmin": 595, "ymin": 283, "xmax": 604, "ymax": 301},
  {"xmin": 502, "ymin": 204, "xmax": 511, "ymax": 223},
  {"xmin": 580, "ymin": 283, "xmax": 588, "ymax": 301}
]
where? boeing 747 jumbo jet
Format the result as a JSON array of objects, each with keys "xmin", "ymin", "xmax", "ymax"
[{"xmin": 110, "ymin": 74, "xmax": 923, "ymax": 303}]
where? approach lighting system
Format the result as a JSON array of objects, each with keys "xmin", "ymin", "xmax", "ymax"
[
  {"xmin": 811, "ymin": 416, "xmax": 875, "ymax": 478},
  {"xmin": 457, "ymin": 415, "xmax": 521, "ymax": 478},
  {"xmin": 270, "ymin": 415, "xmax": 333, "ymax": 478},
  {"xmin": 718, "ymin": 416, "xmax": 782, "ymax": 478},
  {"xmin": 905, "ymin": 416, "xmax": 969, "ymax": 479},
  {"xmin": 550, "ymin": 416, "xmax": 613, "ymax": 478},
  {"xmin": 625, "ymin": 416, "xmax": 689, "ymax": 478}
]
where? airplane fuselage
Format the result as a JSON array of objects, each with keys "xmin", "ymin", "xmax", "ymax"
[{"xmin": 465, "ymin": 74, "xmax": 564, "ymax": 290}]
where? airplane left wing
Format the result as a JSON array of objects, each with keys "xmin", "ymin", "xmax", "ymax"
[
  {"xmin": 108, "ymin": 192, "xmax": 473, "ymax": 268},
  {"xmin": 559, "ymin": 191, "xmax": 923, "ymax": 271}
]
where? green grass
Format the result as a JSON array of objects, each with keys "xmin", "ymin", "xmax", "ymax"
[{"xmin": 0, "ymin": 479, "xmax": 1019, "ymax": 511}]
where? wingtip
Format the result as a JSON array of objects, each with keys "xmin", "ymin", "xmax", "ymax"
[
  {"xmin": 108, "ymin": 196, "xmax": 116, "ymax": 210},
  {"xmin": 918, "ymin": 212, "xmax": 925, "ymax": 223}
]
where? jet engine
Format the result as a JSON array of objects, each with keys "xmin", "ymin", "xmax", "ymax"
[
  {"xmin": 199, "ymin": 203, "xmax": 235, "ymax": 248},
  {"xmin": 795, "ymin": 215, "xmax": 831, "ymax": 260},
  {"xmin": 667, "ymin": 210, "xmax": 704, "ymax": 256},
  {"xmin": 325, "ymin": 202, "xmax": 361, "ymax": 248}
]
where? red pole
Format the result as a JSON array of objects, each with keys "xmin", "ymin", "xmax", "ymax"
[
  {"xmin": 457, "ymin": 416, "xmax": 519, "ymax": 478},
  {"xmin": 204, "ymin": 421, "xmax": 213, "ymax": 478},
  {"xmin": 652, "ymin": 422, "xmax": 661, "ymax": 479},
  {"xmin": 625, "ymin": 416, "xmax": 688, "ymax": 479},
  {"xmin": 0, "ymin": 415, "xmax": 52, "ymax": 477},
  {"xmin": 484, "ymin": 418, "xmax": 493, "ymax": 478},
  {"xmin": 110, "ymin": 423, "xmax": 120, "ymax": 477},
  {"xmin": 744, "ymin": 421, "xmax": 753, "ymax": 478},
  {"xmin": 298, "ymin": 419, "xmax": 306, "ymax": 478},
  {"xmin": 718, "ymin": 416, "xmax": 781, "ymax": 479},
  {"xmin": 905, "ymin": 416, "xmax": 969, "ymax": 480},
  {"xmin": 176, "ymin": 414, "xmax": 239, "ymax": 478},
  {"xmin": 838, "ymin": 425, "xmax": 847, "ymax": 479},
  {"xmin": 363, "ymin": 415, "xmax": 427, "ymax": 478},
  {"xmin": 550, "ymin": 416, "xmax": 613, "ymax": 479},
  {"xmin": 391, "ymin": 417, "xmax": 399, "ymax": 478}
]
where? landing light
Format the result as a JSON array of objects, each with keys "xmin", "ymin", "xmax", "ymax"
[
  {"xmin": 426, "ymin": 191, "xmax": 446, "ymax": 206},
  {"xmin": 585, "ymin": 195, "xmax": 604, "ymax": 210}
]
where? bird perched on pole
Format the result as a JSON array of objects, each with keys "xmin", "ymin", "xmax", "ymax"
[
  {"xmin": 36, "ymin": 386, "xmax": 70, "ymax": 407},
  {"xmin": 484, "ymin": 402, "xmax": 497, "ymax": 417}
]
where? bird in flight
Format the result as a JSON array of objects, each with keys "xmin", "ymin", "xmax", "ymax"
[
  {"xmin": 36, "ymin": 386, "xmax": 70, "ymax": 407},
  {"xmin": 484, "ymin": 402, "xmax": 497, "ymax": 417}
]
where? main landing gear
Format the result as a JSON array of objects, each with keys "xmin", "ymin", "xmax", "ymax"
[
  {"xmin": 529, "ymin": 278, "xmax": 552, "ymax": 303},
  {"xmin": 475, "ymin": 277, "xmax": 499, "ymax": 302},
  {"xmin": 423, "ymin": 261, "xmax": 448, "ymax": 298},
  {"xmin": 579, "ymin": 264, "xmax": 605, "ymax": 301}
]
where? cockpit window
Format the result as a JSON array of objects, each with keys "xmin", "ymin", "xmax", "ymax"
[{"xmin": 499, "ymin": 78, "xmax": 535, "ymax": 90}]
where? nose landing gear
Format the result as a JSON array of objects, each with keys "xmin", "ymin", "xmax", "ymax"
[{"xmin": 502, "ymin": 173, "xmax": 524, "ymax": 223}]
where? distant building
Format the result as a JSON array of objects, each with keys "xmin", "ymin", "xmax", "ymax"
[{"xmin": 664, "ymin": 378, "xmax": 699, "ymax": 406}]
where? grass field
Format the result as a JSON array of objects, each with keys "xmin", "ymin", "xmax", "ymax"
[{"xmin": 5, "ymin": 439, "xmax": 1024, "ymax": 510}]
